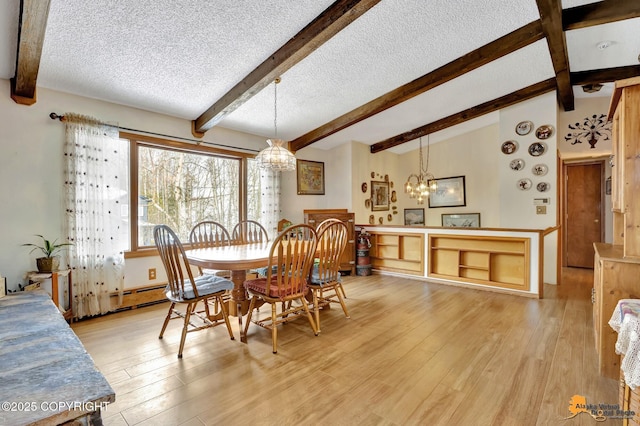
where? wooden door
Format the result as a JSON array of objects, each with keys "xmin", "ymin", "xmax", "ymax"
[{"xmin": 564, "ymin": 162, "xmax": 603, "ymax": 268}]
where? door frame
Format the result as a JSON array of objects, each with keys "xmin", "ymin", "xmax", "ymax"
[{"xmin": 560, "ymin": 158, "xmax": 606, "ymax": 267}]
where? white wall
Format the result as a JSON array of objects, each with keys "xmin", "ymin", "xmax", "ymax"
[{"xmin": 0, "ymin": 79, "xmax": 265, "ymax": 291}]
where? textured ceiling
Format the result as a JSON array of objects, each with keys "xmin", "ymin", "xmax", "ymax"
[{"xmin": 2, "ymin": 0, "xmax": 639, "ymax": 154}]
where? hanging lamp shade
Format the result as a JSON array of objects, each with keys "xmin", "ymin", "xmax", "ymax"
[{"xmin": 255, "ymin": 138, "xmax": 296, "ymax": 171}]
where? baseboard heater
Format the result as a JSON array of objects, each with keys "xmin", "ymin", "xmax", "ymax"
[{"xmin": 112, "ymin": 283, "xmax": 168, "ymax": 311}]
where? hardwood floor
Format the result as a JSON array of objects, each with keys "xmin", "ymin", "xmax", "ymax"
[{"xmin": 72, "ymin": 268, "xmax": 619, "ymax": 425}]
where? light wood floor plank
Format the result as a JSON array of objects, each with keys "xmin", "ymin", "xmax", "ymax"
[{"xmin": 72, "ymin": 268, "xmax": 619, "ymax": 425}]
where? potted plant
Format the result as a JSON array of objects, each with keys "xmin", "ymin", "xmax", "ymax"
[{"xmin": 23, "ymin": 235, "xmax": 73, "ymax": 273}]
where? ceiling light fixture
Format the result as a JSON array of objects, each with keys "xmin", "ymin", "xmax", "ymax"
[
  {"xmin": 404, "ymin": 135, "xmax": 437, "ymax": 205},
  {"xmin": 255, "ymin": 77, "xmax": 296, "ymax": 172},
  {"xmin": 582, "ymin": 83, "xmax": 603, "ymax": 93}
]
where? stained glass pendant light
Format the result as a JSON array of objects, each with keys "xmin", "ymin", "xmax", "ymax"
[{"xmin": 256, "ymin": 77, "xmax": 296, "ymax": 171}]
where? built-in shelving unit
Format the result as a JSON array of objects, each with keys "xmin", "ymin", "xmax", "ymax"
[
  {"xmin": 428, "ymin": 234, "xmax": 530, "ymax": 291},
  {"xmin": 369, "ymin": 232, "xmax": 424, "ymax": 275}
]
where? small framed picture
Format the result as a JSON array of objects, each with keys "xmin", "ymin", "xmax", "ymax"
[
  {"xmin": 296, "ymin": 159, "xmax": 325, "ymax": 195},
  {"xmin": 429, "ymin": 176, "xmax": 466, "ymax": 208},
  {"xmin": 441, "ymin": 213, "xmax": 480, "ymax": 228},
  {"xmin": 404, "ymin": 208, "xmax": 425, "ymax": 225},
  {"xmin": 371, "ymin": 180, "xmax": 390, "ymax": 211}
]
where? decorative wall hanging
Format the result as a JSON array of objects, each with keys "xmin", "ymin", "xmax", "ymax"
[
  {"xmin": 564, "ymin": 113, "xmax": 611, "ymax": 149},
  {"xmin": 517, "ymin": 178, "xmax": 532, "ymax": 190},
  {"xmin": 532, "ymin": 164, "xmax": 548, "ymax": 176},
  {"xmin": 296, "ymin": 159, "xmax": 325, "ymax": 195},
  {"xmin": 390, "ymin": 190, "xmax": 397, "ymax": 202},
  {"xmin": 535, "ymin": 125, "xmax": 554, "ymax": 140},
  {"xmin": 501, "ymin": 140, "xmax": 518, "ymax": 154},
  {"xmin": 515, "ymin": 121, "xmax": 533, "ymax": 136},
  {"xmin": 537, "ymin": 182, "xmax": 550, "ymax": 192},
  {"xmin": 369, "ymin": 215, "xmax": 375, "ymax": 224},
  {"xmin": 528, "ymin": 142, "xmax": 546, "ymax": 157},
  {"xmin": 361, "ymin": 182, "xmax": 367, "ymax": 193},
  {"xmin": 510, "ymin": 158, "xmax": 525, "ymax": 171}
]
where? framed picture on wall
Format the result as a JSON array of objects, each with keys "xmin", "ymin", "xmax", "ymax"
[
  {"xmin": 404, "ymin": 208, "xmax": 425, "ymax": 225},
  {"xmin": 429, "ymin": 176, "xmax": 466, "ymax": 208},
  {"xmin": 296, "ymin": 159, "xmax": 325, "ymax": 195},
  {"xmin": 371, "ymin": 180, "xmax": 390, "ymax": 211},
  {"xmin": 441, "ymin": 213, "xmax": 480, "ymax": 228}
]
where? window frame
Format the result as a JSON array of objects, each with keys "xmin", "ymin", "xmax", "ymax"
[{"xmin": 121, "ymin": 132, "xmax": 255, "ymax": 256}]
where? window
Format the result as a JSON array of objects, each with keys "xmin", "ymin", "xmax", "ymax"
[{"xmin": 122, "ymin": 133, "xmax": 262, "ymax": 252}]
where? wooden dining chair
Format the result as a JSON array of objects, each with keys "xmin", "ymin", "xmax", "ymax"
[
  {"xmin": 308, "ymin": 220, "xmax": 350, "ymax": 332},
  {"xmin": 154, "ymin": 225, "xmax": 235, "ymax": 358},
  {"xmin": 315, "ymin": 218, "xmax": 348, "ymax": 299},
  {"xmin": 243, "ymin": 223, "xmax": 318, "ymax": 353},
  {"xmin": 189, "ymin": 221, "xmax": 232, "ymax": 278},
  {"xmin": 231, "ymin": 220, "xmax": 269, "ymax": 244}
]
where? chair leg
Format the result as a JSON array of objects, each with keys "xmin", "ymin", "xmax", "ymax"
[
  {"xmin": 340, "ymin": 283, "xmax": 347, "ymax": 299},
  {"xmin": 159, "ymin": 302, "xmax": 175, "ymax": 339},
  {"xmin": 300, "ymin": 297, "xmax": 318, "ymax": 336},
  {"xmin": 218, "ymin": 294, "xmax": 234, "ymax": 340},
  {"xmin": 178, "ymin": 303, "xmax": 194, "ymax": 358},
  {"xmin": 334, "ymin": 284, "xmax": 350, "ymax": 319},
  {"xmin": 243, "ymin": 297, "xmax": 256, "ymax": 342},
  {"xmin": 312, "ymin": 289, "xmax": 321, "ymax": 333},
  {"xmin": 271, "ymin": 302, "xmax": 278, "ymax": 354}
]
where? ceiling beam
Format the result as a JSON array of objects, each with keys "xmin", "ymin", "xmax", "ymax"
[
  {"xmin": 192, "ymin": 0, "xmax": 381, "ymax": 137},
  {"xmin": 289, "ymin": 20, "xmax": 544, "ymax": 152},
  {"xmin": 571, "ymin": 64, "xmax": 640, "ymax": 86},
  {"xmin": 536, "ymin": 0, "xmax": 573, "ymax": 111},
  {"xmin": 370, "ymin": 78, "xmax": 557, "ymax": 153},
  {"xmin": 563, "ymin": 0, "xmax": 640, "ymax": 30},
  {"xmin": 10, "ymin": 0, "xmax": 51, "ymax": 105}
]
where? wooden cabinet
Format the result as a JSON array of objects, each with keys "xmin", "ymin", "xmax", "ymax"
[
  {"xmin": 428, "ymin": 234, "xmax": 529, "ymax": 291},
  {"xmin": 369, "ymin": 232, "xmax": 424, "ymax": 275},
  {"xmin": 593, "ymin": 243, "xmax": 640, "ymax": 379},
  {"xmin": 304, "ymin": 209, "xmax": 355, "ymax": 275},
  {"xmin": 592, "ymin": 77, "xmax": 640, "ymax": 378}
]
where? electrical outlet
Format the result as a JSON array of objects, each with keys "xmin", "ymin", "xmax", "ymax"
[
  {"xmin": 536, "ymin": 206, "xmax": 546, "ymax": 215},
  {"xmin": 148, "ymin": 268, "xmax": 156, "ymax": 280}
]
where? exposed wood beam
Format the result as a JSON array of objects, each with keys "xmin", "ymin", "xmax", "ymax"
[
  {"xmin": 290, "ymin": 20, "xmax": 544, "ymax": 152},
  {"xmin": 563, "ymin": 0, "xmax": 640, "ymax": 30},
  {"xmin": 571, "ymin": 64, "xmax": 640, "ymax": 86},
  {"xmin": 192, "ymin": 0, "xmax": 381, "ymax": 136},
  {"xmin": 370, "ymin": 78, "xmax": 557, "ymax": 153},
  {"xmin": 10, "ymin": 0, "xmax": 51, "ymax": 105},
  {"xmin": 536, "ymin": 0, "xmax": 573, "ymax": 111}
]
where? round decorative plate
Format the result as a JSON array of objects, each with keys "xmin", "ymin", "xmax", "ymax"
[
  {"xmin": 510, "ymin": 158, "xmax": 525, "ymax": 171},
  {"xmin": 537, "ymin": 182, "xmax": 550, "ymax": 192},
  {"xmin": 501, "ymin": 140, "xmax": 518, "ymax": 154},
  {"xmin": 517, "ymin": 178, "xmax": 532, "ymax": 190},
  {"xmin": 361, "ymin": 182, "xmax": 367, "ymax": 193},
  {"xmin": 515, "ymin": 120, "xmax": 533, "ymax": 136},
  {"xmin": 528, "ymin": 142, "xmax": 546, "ymax": 157},
  {"xmin": 535, "ymin": 125, "xmax": 554, "ymax": 140},
  {"xmin": 532, "ymin": 163, "xmax": 548, "ymax": 176}
]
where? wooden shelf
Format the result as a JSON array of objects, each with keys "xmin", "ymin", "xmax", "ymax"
[{"xmin": 369, "ymin": 232, "xmax": 424, "ymax": 275}]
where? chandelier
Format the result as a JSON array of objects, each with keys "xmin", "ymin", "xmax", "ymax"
[
  {"xmin": 404, "ymin": 135, "xmax": 437, "ymax": 205},
  {"xmin": 256, "ymin": 77, "xmax": 296, "ymax": 171}
]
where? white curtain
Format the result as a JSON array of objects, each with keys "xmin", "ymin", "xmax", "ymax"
[
  {"xmin": 63, "ymin": 113, "xmax": 126, "ymax": 318},
  {"xmin": 260, "ymin": 169, "xmax": 281, "ymax": 239}
]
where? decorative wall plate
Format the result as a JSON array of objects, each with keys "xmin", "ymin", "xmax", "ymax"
[
  {"xmin": 387, "ymin": 214, "xmax": 392, "ymax": 221},
  {"xmin": 532, "ymin": 163, "xmax": 548, "ymax": 176},
  {"xmin": 391, "ymin": 190, "xmax": 397, "ymax": 202},
  {"xmin": 535, "ymin": 125, "xmax": 554, "ymax": 140},
  {"xmin": 501, "ymin": 140, "xmax": 518, "ymax": 154},
  {"xmin": 517, "ymin": 178, "xmax": 532, "ymax": 190},
  {"xmin": 365, "ymin": 198, "xmax": 371, "ymax": 208},
  {"xmin": 515, "ymin": 121, "xmax": 533, "ymax": 136},
  {"xmin": 528, "ymin": 142, "xmax": 546, "ymax": 157},
  {"xmin": 369, "ymin": 215, "xmax": 375, "ymax": 224},
  {"xmin": 361, "ymin": 182, "xmax": 367, "ymax": 193},
  {"xmin": 510, "ymin": 158, "xmax": 525, "ymax": 171},
  {"xmin": 378, "ymin": 216, "xmax": 383, "ymax": 224},
  {"xmin": 537, "ymin": 182, "xmax": 550, "ymax": 192}
]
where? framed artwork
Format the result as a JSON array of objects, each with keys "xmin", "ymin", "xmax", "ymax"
[
  {"xmin": 441, "ymin": 213, "xmax": 480, "ymax": 228},
  {"xmin": 429, "ymin": 176, "xmax": 466, "ymax": 208},
  {"xmin": 296, "ymin": 159, "xmax": 325, "ymax": 195},
  {"xmin": 371, "ymin": 180, "xmax": 390, "ymax": 211},
  {"xmin": 404, "ymin": 208, "xmax": 425, "ymax": 225}
]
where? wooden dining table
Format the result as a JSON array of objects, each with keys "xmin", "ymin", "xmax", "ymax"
[{"xmin": 185, "ymin": 241, "xmax": 271, "ymax": 341}]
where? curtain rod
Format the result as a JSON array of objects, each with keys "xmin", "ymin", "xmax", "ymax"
[{"xmin": 49, "ymin": 112, "xmax": 260, "ymax": 154}]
